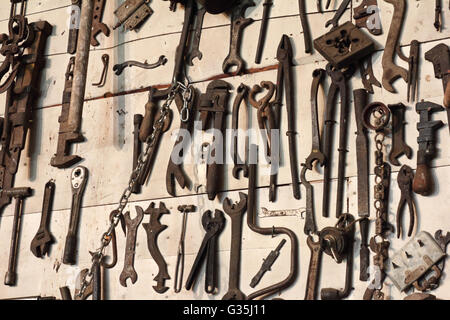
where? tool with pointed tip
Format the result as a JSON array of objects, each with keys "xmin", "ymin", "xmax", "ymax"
[
  {"xmin": 222, "ymin": 0, "xmax": 255, "ymax": 74},
  {"xmin": 186, "ymin": 4, "xmax": 206, "ymax": 66},
  {"xmin": 142, "ymin": 202, "xmax": 171, "ymax": 294},
  {"xmin": 30, "ymin": 180, "xmax": 56, "ymax": 258},
  {"xmin": 413, "ymin": 101, "xmax": 444, "ymax": 196},
  {"xmin": 4, "ymin": 187, "xmax": 33, "ymax": 286},
  {"xmin": 301, "ymin": 69, "xmax": 325, "ymax": 235},
  {"xmin": 396, "ymin": 40, "xmax": 420, "ymax": 102},
  {"xmin": 90, "ymin": 0, "xmax": 110, "ymax": 47},
  {"xmin": 250, "ymin": 239, "xmax": 286, "ymax": 288},
  {"xmin": 388, "ymin": 103, "xmax": 413, "ymax": 166},
  {"xmin": 381, "ymin": 0, "xmax": 408, "ymax": 93},
  {"xmin": 231, "ymin": 84, "xmax": 249, "ymax": 180},
  {"xmin": 174, "ymin": 205, "xmax": 196, "ymax": 293},
  {"xmin": 255, "ymin": 0, "xmax": 273, "ymax": 63},
  {"xmin": 63, "ymin": 166, "xmax": 88, "ymax": 265},
  {"xmin": 353, "ymin": 89, "xmax": 370, "ymax": 281},
  {"xmin": 222, "ymin": 193, "xmax": 247, "ymax": 300},
  {"xmin": 396, "ymin": 165, "xmax": 416, "ymax": 239},
  {"xmin": 185, "ymin": 209, "xmax": 225, "ymax": 292},
  {"xmin": 425, "ymin": 43, "xmax": 450, "ymax": 131},
  {"xmin": 276, "ymin": 35, "xmax": 301, "ymax": 200},
  {"xmin": 119, "ymin": 206, "xmax": 144, "ymax": 287}
]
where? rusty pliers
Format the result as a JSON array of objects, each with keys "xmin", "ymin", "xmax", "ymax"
[
  {"xmin": 396, "ymin": 165, "xmax": 416, "ymax": 238},
  {"xmin": 249, "ymin": 81, "xmax": 276, "ymax": 157}
]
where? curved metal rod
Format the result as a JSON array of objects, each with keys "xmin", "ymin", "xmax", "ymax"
[{"xmin": 246, "ymin": 151, "xmax": 298, "ymax": 300}]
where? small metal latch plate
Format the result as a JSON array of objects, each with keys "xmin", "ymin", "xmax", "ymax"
[
  {"xmin": 313, "ymin": 21, "xmax": 375, "ymax": 69},
  {"xmin": 386, "ymin": 231, "xmax": 446, "ymax": 292},
  {"xmin": 114, "ymin": 0, "xmax": 153, "ymax": 31}
]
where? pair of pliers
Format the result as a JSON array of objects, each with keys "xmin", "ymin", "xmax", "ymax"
[
  {"xmin": 396, "ymin": 165, "xmax": 416, "ymax": 238},
  {"xmin": 249, "ymin": 81, "xmax": 276, "ymax": 156}
]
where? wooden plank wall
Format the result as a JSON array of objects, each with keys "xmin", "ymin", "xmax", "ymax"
[{"xmin": 0, "ymin": 0, "xmax": 449, "ymax": 300}]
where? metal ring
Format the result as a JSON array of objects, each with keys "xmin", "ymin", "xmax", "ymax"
[{"xmin": 362, "ymin": 102, "xmax": 391, "ymax": 131}]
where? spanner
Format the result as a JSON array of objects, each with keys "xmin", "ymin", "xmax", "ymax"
[
  {"xmin": 90, "ymin": 0, "xmax": 110, "ymax": 47},
  {"xmin": 222, "ymin": 192, "xmax": 248, "ymax": 300},
  {"xmin": 222, "ymin": 1, "xmax": 255, "ymax": 74},
  {"xmin": 30, "ymin": 180, "xmax": 56, "ymax": 258},
  {"xmin": 231, "ymin": 84, "xmax": 249, "ymax": 179},
  {"xmin": 113, "ymin": 55, "xmax": 168, "ymax": 76},
  {"xmin": 63, "ymin": 166, "xmax": 88, "ymax": 265},
  {"xmin": 186, "ymin": 5, "xmax": 206, "ymax": 66},
  {"xmin": 119, "ymin": 206, "xmax": 144, "ymax": 287},
  {"xmin": 325, "ymin": 0, "xmax": 352, "ymax": 30},
  {"xmin": 388, "ymin": 103, "xmax": 412, "ymax": 166}
]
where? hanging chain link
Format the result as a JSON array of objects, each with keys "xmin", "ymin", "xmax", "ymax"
[{"xmin": 75, "ymin": 83, "xmax": 189, "ymax": 298}]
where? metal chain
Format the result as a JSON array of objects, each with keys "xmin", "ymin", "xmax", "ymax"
[{"xmin": 75, "ymin": 83, "xmax": 187, "ymax": 298}]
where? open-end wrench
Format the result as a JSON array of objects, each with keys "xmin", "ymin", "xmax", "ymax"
[
  {"xmin": 30, "ymin": 180, "xmax": 56, "ymax": 258},
  {"xmin": 63, "ymin": 166, "xmax": 88, "ymax": 265},
  {"xmin": 142, "ymin": 202, "xmax": 171, "ymax": 294},
  {"xmin": 381, "ymin": 0, "xmax": 408, "ymax": 93},
  {"xmin": 119, "ymin": 206, "xmax": 144, "ymax": 287},
  {"xmin": 222, "ymin": 1, "xmax": 255, "ymax": 74},
  {"xmin": 222, "ymin": 192, "xmax": 248, "ymax": 300},
  {"xmin": 304, "ymin": 235, "xmax": 322, "ymax": 300},
  {"xmin": 325, "ymin": 0, "xmax": 352, "ymax": 30},
  {"xmin": 113, "ymin": 55, "xmax": 168, "ymax": 76},
  {"xmin": 434, "ymin": 230, "xmax": 450, "ymax": 275},
  {"xmin": 186, "ymin": 5, "xmax": 206, "ymax": 66},
  {"xmin": 388, "ymin": 103, "xmax": 412, "ymax": 166},
  {"xmin": 90, "ymin": 0, "xmax": 110, "ymax": 47}
]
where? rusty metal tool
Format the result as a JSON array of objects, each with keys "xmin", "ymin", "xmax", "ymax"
[
  {"xmin": 0, "ymin": 15, "xmax": 52, "ymax": 214},
  {"xmin": 435, "ymin": 0, "xmax": 442, "ymax": 31},
  {"xmin": 174, "ymin": 205, "xmax": 196, "ymax": 293},
  {"xmin": 51, "ymin": 0, "xmax": 94, "ymax": 168},
  {"xmin": 276, "ymin": 35, "xmax": 301, "ymax": 200},
  {"xmin": 231, "ymin": 84, "xmax": 249, "ymax": 179},
  {"xmin": 3, "ymin": 187, "xmax": 33, "ymax": 286},
  {"xmin": 92, "ymin": 54, "xmax": 109, "ymax": 87},
  {"xmin": 325, "ymin": 0, "xmax": 351, "ymax": 30},
  {"xmin": 113, "ymin": 0, "xmax": 153, "ymax": 31},
  {"xmin": 90, "ymin": 0, "xmax": 110, "ymax": 46},
  {"xmin": 381, "ymin": 0, "xmax": 408, "ymax": 93},
  {"xmin": 396, "ymin": 165, "xmax": 416, "ymax": 238},
  {"xmin": 397, "ymin": 40, "xmax": 420, "ymax": 102},
  {"xmin": 187, "ymin": 4, "xmax": 207, "ymax": 66},
  {"xmin": 298, "ymin": 0, "xmax": 312, "ymax": 54},
  {"xmin": 317, "ymin": 0, "xmax": 332, "ymax": 12},
  {"xmin": 425, "ymin": 43, "xmax": 450, "ymax": 129},
  {"xmin": 320, "ymin": 214, "xmax": 356, "ymax": 300},
  {"xmin": 113, "ymin": 56, "xmax": 168, "ymax": 76},
  {"xmin": 197, "ymin": 80, "xmax": 231, "ymax": 200},
  {"xmin": 222, "ymin": 193, "xmax": 248, "ymax": 300},
  {"xmin": 30, "ymin": 180, "xmax": 56, "ymax": 258},
  {"xmin": 353, "ymin": 89, "xmax": 370, "ymax": 281},
  {"xmin": 247, "ymin": 149, "xmax": 299, "ymax": 300},
  {"xmin": 249, "ymin": 81, "xmax": 276, "ymax": 165},
  {"xmin": 301, "ymin": 69, "xmax": 326, "ymax": 235},
  {"xmin": 432, "ymin": 229, "xmax": 450, "ymax": 288},
  {"xmin": 255, "ymin": 0, "xmax": 273, "ymax": 63},
  {"xmin": 250, "ymin": 239, "xmax": 286, "ymax": 288},
  {"xmin": 119, "ymin": 206, "xmax": 144, "ymax": 287},
  {"xmin": 142, "ymin": 202, "xmax": 171, "ymax": 294},
  {"xmin": 185, "ymin": 210, "xmax": 225, "ymax": 292},
  {"xmin": 360, "ymin": 57, "xmax": 382, "ymax": 94},
  {"xmin": 353, "ymin": 0, "xmax": 382, "ymax": 35},
  {"xmin": 413, "ymin": 101, "xmax": 444, "ymax": 196},
  {"xmin": 322, "ymin": 64, "xmax": 354, "ymax": 218},
  {"xmin": 63, "ymin": 166, "xmax": 88, "ymax": 265},
  {"xmin": 388, "ymin": 103, "xmax": 412, "ymax": 166},
  {"xmin": 304, "ymin": 235, "xmax": 322, "ymax": 300},
  {"xmin": 197, "ymin": 0, "xmax": 240, "ymax": 14},
  {"xmin": 222, "ymin": 0, "xmax": 255, "ymax": 74},
  {"xmin": 131, "ymin": 114, "xmax": 143, "ymax": 194},
  {"xmin": 68, "ymin": 0, "xmax": 82, "ymax": 54},
  {"xmin": 166, "ymin": 86, "xmax": 196, "ymax": 197}
]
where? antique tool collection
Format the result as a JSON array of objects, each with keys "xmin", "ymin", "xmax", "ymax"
[{"xmin": 0, "ymin": 0, "xmax": 450, "ymax": 302}]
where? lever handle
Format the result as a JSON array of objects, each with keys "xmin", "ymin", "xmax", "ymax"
[
  {"xmin": 139, "ymin": 100, "xmax": 157, "ymax": 142},
  {"xmin": 413, "ymin": 163, "xmax": 433, "ymax": 196}
]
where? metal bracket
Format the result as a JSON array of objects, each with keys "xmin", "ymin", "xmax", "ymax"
[{"xmin": 113, "ymin": 0, "xmax": 153, "ymax": 31}]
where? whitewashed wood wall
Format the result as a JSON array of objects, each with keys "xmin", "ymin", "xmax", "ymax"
[{"xmin": 0, "ymin": 0, "xmax": 449, "ymax": 300}]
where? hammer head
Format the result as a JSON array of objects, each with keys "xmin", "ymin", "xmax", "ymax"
[{"xmin": 4, "ymin": 187, "xmax": 32, "ymax": 199}]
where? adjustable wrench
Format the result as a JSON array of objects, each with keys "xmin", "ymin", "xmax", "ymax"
[
  {"xmin": 119, "ymin": 206, "xmax": 144, "ymax": 287},
  {"xmin": 222, "ymin": 193, "xmax": 248, "ymax": 300},
  {"xmin": 30, "ymin": 180, "xmax": 56, "ymax": 258},
  {"xmin": 222, "ymin": 1, "xmax": 255, "ymax": 74},
  {"xmin": 63, "ymin": 166, "xmax": 88, "ymax": 265}
]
